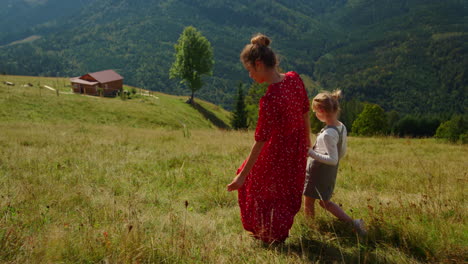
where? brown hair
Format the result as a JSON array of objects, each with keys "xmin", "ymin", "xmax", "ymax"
[
  {"xmin": 312, "ymin": 90, "xmax": 342, "ymax": 114},
  {"xmin": 240, "ymin": 33, "xmax": 277, "ymax": 68}
]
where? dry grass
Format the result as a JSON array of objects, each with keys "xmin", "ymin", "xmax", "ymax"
[
  {"xmin": 0, "ymin": 121, "xmax": 466, "ymax": 263},
  {"xmin": 0, "ymin": 74, "xmax": 466, "ymax": 263}
]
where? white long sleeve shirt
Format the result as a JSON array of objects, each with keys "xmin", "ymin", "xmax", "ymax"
[{"xmin": 308, "ymin": 123, "xmax": 347, "ymax": 166}]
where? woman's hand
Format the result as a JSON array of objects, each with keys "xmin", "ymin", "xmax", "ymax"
[
  {"xmin": 227, "ymin": 141, "xmax": 265, "ymax": 192},
  {"xmin": 227, "ymin": 174, "xmax": 246, "ymax": 192}
]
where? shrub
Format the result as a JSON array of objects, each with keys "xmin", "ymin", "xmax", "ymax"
[
  {"xmin": 352, "ymin": 103, "xmax": 387, "ymax": 136},
  {"xmin": 435, "ymin": 115, "xmax": 467, "ymax": 143},
  {"xmin": 340, "ymin": 99, "xmax": 364, "ymax": 133},
  {"xmin": 394, "ymin": 115, "xmax": 440, "ymax": 137}
]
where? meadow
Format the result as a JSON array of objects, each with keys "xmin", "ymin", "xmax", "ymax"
[
  {"xmin": 0, "ymin": 76, "xmax": 467, "ymax": 263},
  {"xmin": 0, "ymin": 75, "xmax": 231, "ymax": 129}
]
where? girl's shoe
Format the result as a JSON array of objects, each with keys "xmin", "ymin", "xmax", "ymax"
[{"xmin": 352, "ymin": 219, "xmax": 367, "ymax": 236}]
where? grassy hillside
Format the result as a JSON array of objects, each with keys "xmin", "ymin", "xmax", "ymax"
[
  {"xmin": 0, "ymin": 75, "xmax": 232, "ymax": 129},
  {"xmin": 0, "ymin": 76, "xmax": 467, "ymax": 263},
  {"xmin": 0, "ymin": 122, "xmax": 466, "ymax": 263}
]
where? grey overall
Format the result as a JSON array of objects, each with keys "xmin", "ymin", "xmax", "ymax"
[{"xmin": 303, "ymin": 125, "xmax": 344, "ymax": 201}]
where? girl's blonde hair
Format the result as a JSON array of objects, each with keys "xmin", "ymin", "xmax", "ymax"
[
  {"xmin": 240, "ymin": 33, "xmax": 278, "ymax": 68},
  {"xmin": 312, "ymin": 90, "xmax": 342, "ymax": 114}
]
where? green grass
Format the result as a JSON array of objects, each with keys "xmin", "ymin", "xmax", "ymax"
[{"xmin": 0, "ymin": 76, "xmax": 467, "ymax": 263}]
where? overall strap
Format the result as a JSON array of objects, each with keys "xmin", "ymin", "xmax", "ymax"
[{"xmin": 324, "ymin": 125, "xmax": 344, "ymax": 158}]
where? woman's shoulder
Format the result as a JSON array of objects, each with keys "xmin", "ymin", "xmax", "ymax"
[
  {"xmin": 285, "ymin": 71, "xmax": 300, "ymax": 79},
  {"xmin": 268, "ymin": 71, "xmax": 303, "ymax": 100},
  {"xmin": 284, "ymin": 71, "xmax": 305, "ymax": 88}
]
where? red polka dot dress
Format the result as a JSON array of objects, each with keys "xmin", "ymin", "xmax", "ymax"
[{"xmin": 236, "ymin": 71, "xmax": 310, "ymax": 243}]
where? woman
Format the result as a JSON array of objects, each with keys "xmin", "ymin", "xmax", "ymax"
[{"xmin": 227, "ymin": 33, "xmax": 311, "ymax": 243}]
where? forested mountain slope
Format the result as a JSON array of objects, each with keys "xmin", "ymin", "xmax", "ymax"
[
  {"xmin": 0, "ymin": 0, "xmax": 92, "ymax": 44},
  {"xmin": 0, "ymin": 0, "xmax": 466, "ymax": 115}
]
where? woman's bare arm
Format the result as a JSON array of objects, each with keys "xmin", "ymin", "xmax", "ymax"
[{"xmin": 227, "ymin": 141, "xmax": 265, "ymax": 192}]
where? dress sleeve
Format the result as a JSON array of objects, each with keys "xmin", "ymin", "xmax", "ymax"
[
  {"xmin": 302, "ymin": 86, "xmax": 310, "ymax": 114},
  {"xmin": 255, "ymin": 97, "xmax": 275, "ymax": 142},
  {"xmin": 296, "ymin": 74, "xmax": 310, "ymax": 113}
]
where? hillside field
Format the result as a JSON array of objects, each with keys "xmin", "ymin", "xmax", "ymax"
[
  {"xmin": 0, "ymin": 75, "xmax": 231, "ymax": 129},
  {"xmin": 0, "ymin": 76, "xmax": 467, "ymax": 263}
]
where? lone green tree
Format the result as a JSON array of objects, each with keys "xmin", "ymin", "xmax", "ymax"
[
  {"xmin": 231, "ymin": 82, "xmax": 248, "ymax": 130},
  {"xmin": 169, "ymin": 26, "xmax": 214, "ymax": 104}
]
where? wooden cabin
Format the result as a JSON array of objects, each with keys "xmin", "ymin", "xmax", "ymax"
[{"xmin": 70, "ymin": 70, "xmax": 123, "ymax": 97}]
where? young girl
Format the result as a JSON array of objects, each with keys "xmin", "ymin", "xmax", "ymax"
[
  {"xmin": 227, "ymin": 34, "xmax": 311, "ymax": 243},
  {"xmin": 303, "ymin": 90, "xmax": 367, "ymax": 235}
]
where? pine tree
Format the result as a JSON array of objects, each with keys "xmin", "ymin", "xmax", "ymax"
[{"xmin": 231, "ymin": 83, "xmax": 248, "ymax": 130}]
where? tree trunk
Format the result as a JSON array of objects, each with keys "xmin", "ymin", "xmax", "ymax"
[{"xmin": 187, "ymin": 91, "xmax": 195, "ymax": 104}]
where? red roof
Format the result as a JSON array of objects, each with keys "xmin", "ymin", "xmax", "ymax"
[{"xmin": 88, "ymin": 70, "xmax": 123, "ymax": 83}]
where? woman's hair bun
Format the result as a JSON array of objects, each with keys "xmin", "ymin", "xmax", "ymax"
[
  {"xmin": 251, "ymin": 34, "xmax": 271, "ymax": 47},
  {"xmin": 241, "ymin": 33, "xmax": 277, "ymax": 68}
]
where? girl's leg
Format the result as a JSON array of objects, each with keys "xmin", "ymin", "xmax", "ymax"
[
  {"xmin": 303, "ymin": 196, "xmax": 316, "ymax": 218},
  {"xmin": 318, "ymin": 200, "xmax": 353, "ymax": 223},
  {"xmin": 319, "ymin": 200, "xmax": 368, "ymax": 235}
]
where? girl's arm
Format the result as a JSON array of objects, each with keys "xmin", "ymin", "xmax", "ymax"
[
  {"xmin": 227, "ymin": 140, "xmax": 265, "ymax": 192},
  {"xmin": 308, "ymin": 131, "xmax": 339, "ymax": 165}
]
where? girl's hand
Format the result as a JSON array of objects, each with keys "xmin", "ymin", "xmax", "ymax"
[{"xmin": 227, "ymin": 174, "xmax": 246, "ymax": 192}]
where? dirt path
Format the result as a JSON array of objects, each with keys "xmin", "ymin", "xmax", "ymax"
[{"xmin": 43, "ymin": 85, "xmax": 73, "ymax": 94}]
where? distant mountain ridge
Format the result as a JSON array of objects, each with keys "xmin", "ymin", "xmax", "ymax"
[{"xmin": 0, "ymin": 0, "xmax": 466, "ymax": 115}]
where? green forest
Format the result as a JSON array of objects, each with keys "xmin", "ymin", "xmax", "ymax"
[{"xmin": 0, "ymin": 0, "xmax": 466, "ymax": 137}]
